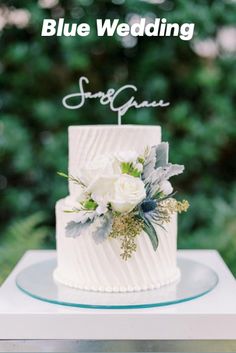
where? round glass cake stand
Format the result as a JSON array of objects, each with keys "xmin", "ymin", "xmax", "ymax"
[{"xmin": 16, "ymin": 258, "xmax": 219, "ymax": 309}]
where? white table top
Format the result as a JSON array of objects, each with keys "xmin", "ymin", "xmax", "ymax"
[{"xmin": 0, "ymin": 250, "xmax": 235, "ymax": 340}]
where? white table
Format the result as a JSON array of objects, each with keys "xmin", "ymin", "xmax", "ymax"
[{"xmin": 0, "ymin": 250, "xmax": 235, "ymax": 352}]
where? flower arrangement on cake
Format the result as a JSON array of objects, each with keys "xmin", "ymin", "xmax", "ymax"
[{"xmin": 58, "ymin": 142, "xmax": 189, "ymax": 260}]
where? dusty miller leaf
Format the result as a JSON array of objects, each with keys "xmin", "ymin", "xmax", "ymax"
[
  {"xmin": 65, "ymin": 220, "xmax": 92, "ymax": 238},
  {"xmin": 143, "ymin": 142, "xmax": 169, "ymax": 180},
  {"xmin": 146, "ymin": 163, "xmax": 184, "ymax": 197},
  {"xmin": 155, "ymin": 142, "xmax": 169, "ymax": 168},
  {"xmin": 143, "ymin": 146, "xmax": 156, "ymax": 180},
  {"xmin": 151, "ymin": 163, "xmax": 184, "ymax": 183},
  {"xmin": 92, "ymin": 212, "xmax": 113, "ymax": 244},
  {"xmin": 164, "ymin": 163, "xmax": 184, "ymax": 179}
]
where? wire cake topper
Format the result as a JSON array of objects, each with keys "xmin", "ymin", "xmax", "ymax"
[{"xmin": 62, "ymin": 76, "xmax": 170, "ymax": 125}]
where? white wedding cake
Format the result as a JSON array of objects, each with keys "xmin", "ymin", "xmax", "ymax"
[{"xmin": 54, "ymin": 125, "xmax": 189, "ymax": 292}]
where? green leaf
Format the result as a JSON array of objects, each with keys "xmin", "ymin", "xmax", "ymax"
[
  {"xmin": 121, "ymin": 162, "xmax": 132, "ymax": 174},
  {"xmin": 57, "ymin": 172, "xmax": 85, "ymax": 187},
  {"xmin": 82, "ymin": 199, "xmax": 98, "ymax": 210},
  {"xmin": 63, "ymin": 210, "xmax": 78, "ymax": 213},
  {"xmin": 139, "ymin": 211, "xmax": 159, "ymax": 251},
  {"xmin": 143, "ymin": 218, "xmax": 159, "ymax": 251},
  {"xmin": 138, "ymin": 156, "xmax": 145, "ymax": 164},
  {"xmin": 130, "ymin": 168, "xmax": 141, "ymax": 177},
  {"xmin": 57, "ymin": 171, "xmax": 69, "ymax": 179},
  {"xmin": 121, "ymin": 162, "xmax": 141, "ymax": 177}
]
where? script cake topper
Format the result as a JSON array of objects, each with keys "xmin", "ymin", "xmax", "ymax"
[{"xmin": 62, "ymin": 76, "xmax": 170, "ymax": 125}]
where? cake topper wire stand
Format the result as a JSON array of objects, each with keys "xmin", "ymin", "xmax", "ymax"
[{"xmin": 16, "ymin": 257, "xmax": 218, "ymax": 309}]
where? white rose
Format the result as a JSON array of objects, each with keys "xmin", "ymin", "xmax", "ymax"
[
  {"xmin": 116, "ymin": 150, "xmax": 139, "ymax": 164},
  {"xmin": 87, "ymin": 175, "xmax": 117, "ymax": 204},
  {"xmin": 111, "ymin": 174, "xmax": 146, "ymax": 213},
  {"xmin": 159, "ymin": 180, "xmax": 173, "ymax": 195},
  {"xmin": 80, "ymin": 154, "xmax": 120, "ymax": 186}
]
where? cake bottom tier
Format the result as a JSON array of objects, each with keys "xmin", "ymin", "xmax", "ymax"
[{"xmin": 54, "ymin": 198, "xmax": 180, "ymax": 292}]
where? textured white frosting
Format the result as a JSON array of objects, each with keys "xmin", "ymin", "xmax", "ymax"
[
  {"xmin": 68, "ymin": 125, "xmax": 161, "ymax": 195},
  {"xmin": 54, "ymin": 125, "xmax": 180, "ymax": 292},
  {"xmin": 54, "ymin": 198, "xmax": 180, "ymax": 292}
]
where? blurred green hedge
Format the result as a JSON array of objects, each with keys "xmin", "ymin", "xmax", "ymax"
[{"xmin": 0, "ymin": 0, "xmax": 236, "ymax": 282}]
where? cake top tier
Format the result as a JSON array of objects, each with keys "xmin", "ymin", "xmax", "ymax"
[{"xmin": 68, "ymin": 125, "xmax": 162, "ymax": 194}]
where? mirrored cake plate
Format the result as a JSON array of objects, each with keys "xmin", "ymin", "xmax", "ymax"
[{"xmin": 16, "ymin": 257, "xmax": 218, "ymax": 309}]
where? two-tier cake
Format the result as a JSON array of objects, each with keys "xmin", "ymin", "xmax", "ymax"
[{"xmin": 54, "ymin": 125, "xmax": 189, "ymax": 292}]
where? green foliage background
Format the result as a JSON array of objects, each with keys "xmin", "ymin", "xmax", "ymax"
[{"xmin": 0, "ymin": 0, "xmax": 236, "ymax": 283}]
